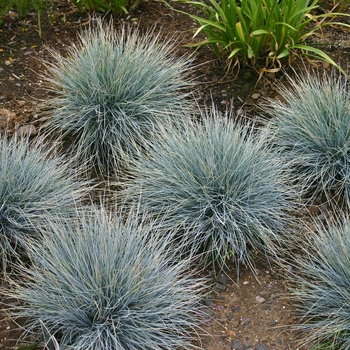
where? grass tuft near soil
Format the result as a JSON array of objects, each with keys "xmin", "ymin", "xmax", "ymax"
[{"xmin": 0, "ymin": 0, "xmax": 349, "ymax": 349}]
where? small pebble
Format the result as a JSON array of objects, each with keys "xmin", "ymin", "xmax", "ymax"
[
  {"xmin": 231, "ymin": 339, "xmax": 241, "ymax": 349},
  {"xmin": 202, "ymin": 298, "xmax": 214, "ymax": 307},
  {"xmin": 242, "ymin": 318, "xmax": 250, "ymax": 326},
  {"xmin": 217, "ymin": 273, "xmax": 227, "ymax": 286},
  {"xmin": 16, "ymin": 100, "xmax": 26, "ymax": 106},
  {"xmin": 215, "ymin": 282, "xmax": 226, "ymax": 291},
  {"xmin": 232, "ymin": 305, "xmax": 240, "ymax": 312},
  {"xmin": 215, "ymin": 274, "xmax": 228, "ymax": 291},
  {"xmin": 255, "ymin": 295, "xmax": 266, "ymax": 304}
]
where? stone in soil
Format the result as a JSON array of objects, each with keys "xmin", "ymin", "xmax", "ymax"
[
  {"xmin": 231, "ymin": 339, "xmax": 241, "ymax": 349},
  {"xmin": 215, "ymin": 273, "xmax": 228, "ymax": 292},
  {"xmin": 255, "ymin": 295, "xmax": 266, "ymax": 304}
]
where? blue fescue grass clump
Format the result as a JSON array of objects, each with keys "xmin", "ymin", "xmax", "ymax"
[
  {"xmin": 6, "ymin": 206, "xmax": 207, "ymax": 349},
  {"xmin": 287, "ymin": 217, "xmax": 350, "ymax": 349},
  {"xmin": 121, "ymin": 107, "xmax": 297, "ymax": 271},
  {"xmin": 42, "ymin": 19, "xmax": 194, "ymax": 176},
  {"xmin": 263, "ymin": 71, "xmax": 350, "ymax": 204},
  {"xmin": 0, "ymin": 134, "xmax": 89, "ymax": 268}
]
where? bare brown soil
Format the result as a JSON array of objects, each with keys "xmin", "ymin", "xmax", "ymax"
[{"xmin": 0, "ymin": 0, "xmax": 349, "ymax": 349}]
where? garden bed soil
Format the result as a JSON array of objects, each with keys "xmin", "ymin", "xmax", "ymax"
[{"xmin": 0, "ymin": 0, "xmax": 349, "ymax": 349}]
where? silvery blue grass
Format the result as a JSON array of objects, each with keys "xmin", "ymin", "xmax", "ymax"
[
  {"xmin": 287, "ymin": 217, "xmax": 350, "ymax": 349},
  {"xmin": 0, "ymin": 134, "xmax": 89, "ymax": 269},
  {"xmin": 42, "ymin": 19, "xmax": 194, "ymax": 177},
  {"xmin": 263, "ymin": 72, "xmax": 350, "ymax": 204},
  {"xmin": 5, "ymin": 206, "xmax": 207, "ymax": 349},
  {"xmin": 121, "ymin": 107, "xmax": 297, "ymax": 272}
]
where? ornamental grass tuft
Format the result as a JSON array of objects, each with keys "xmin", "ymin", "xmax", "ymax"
[
  {"xmin": 121, "ymin": 107, "xmax": 296, "ymax": 271},
  {"xmin": 6, "ymin": 206, "xmax": 207, "ymax": 349},
  {"xmin": 287, "ymin": 217, "xmax": 350, "ymax": 349},
  {"xmin": 0, "ymin": 134, "xmax": 89, "ymax": 269},
  {"xmin": 263, "ymin": 71, "xmax": 350, "ymax": 204},
  {"xmin": 42, "ymin": 19, "xmax": 193, "ymax": 177}
]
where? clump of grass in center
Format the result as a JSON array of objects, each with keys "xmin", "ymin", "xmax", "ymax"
[
  {"xmin": 5, "ymin": 206, "xmax": 207, "ymax": 349},
  {"xmin": 121, "ymin": 107, "xmax": 297, "ymax": 271},
  {"xmin": 42, "ymin": 19, "xmax": 194, "ymax": 177}
]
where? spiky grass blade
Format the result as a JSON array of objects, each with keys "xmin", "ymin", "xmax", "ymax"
[
  {"xmin": 263, "ymin": 72, "xmax": 350, "ymax": 204},
  {"xmin": 121, "ymin": 107, "xmax": 296, "ymax": 271},
  {"xmin": 0, "ymin": 134, "xmax": 89, "ymax": 268},
  {"xmin": 42, "ymin": 19, "xmax": 194, "ymax": 176},
  {"xmin": 5, "ymin": 206, "xmax": 207, "ymax": 349},
  {"xmin": 287, "ymin": 217, "xmax": 350, "ymax": 349}
]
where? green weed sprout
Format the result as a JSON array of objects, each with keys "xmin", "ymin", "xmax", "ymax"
[
  {"xmin": 287, "ymin": 217, "xmax": 350, "ymax": 349},
  {"xmin": 263, "ymin": 71, "xmax": 350, "ymax": 204},
  {"xmin": 0, "ymin": 134, "xmax": 89, "ymax": 269},
  {"xmin": 121, "ymin": 106, "xmax": 296, "ymax": 271},
  {"xmin": 5, "ymin": 206, "xmax": 207, "ymax": 349},
  {"xmin": 42, "ymin": 19, "xmax": 193, "ymax": 177}
]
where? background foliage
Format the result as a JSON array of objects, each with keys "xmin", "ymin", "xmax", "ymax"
[{"xmin": 175, "ymin": 0, "xmax": 348, "ymax": 75}]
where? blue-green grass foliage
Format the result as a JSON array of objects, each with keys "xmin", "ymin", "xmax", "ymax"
[
  {"xmin": 0, "ymin": 134, "xmax": 89, "ymax": 268},
  {"xmin": 263, "ymin": 72, "xmax": 350, "ymax": 204},
  {"xmin": 121, "ymin": 107, "xmax": 296, "ymax": 271},
  {"xmin": 287, "ymin": 217, "xmax": 350, "ymax": 349},
  {"xmin": 6, "ymin": 206, "xmax": 207, "ymax": 349},
  {"xmin": 42, "ymin": 19, "xmax": 194, "ymax": 176}
]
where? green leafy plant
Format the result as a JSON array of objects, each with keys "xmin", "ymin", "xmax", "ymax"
[
  {"xmin": 5, "ymin": 206, "xmax": 207, "ymax": 349},
  {"xmin": 174, "ymin": 0, "xmax": 348, "ymax": 75},
  {"xmin": 287, "ymin": 217, "xmax": 350, "ymax": 349},
  {"xmin": 0, "ymin": 0, "xmax": 47, "ymax": 19},
  {"xmin": 0, "ymin": 0, "xmax": 49, "ymax": 35},
  {"xmin": 71, "ymin": 0, "xmax": 140, "ymax": 15},
  {"xmin": 121, "ymin": 106, "xmax": 297, "ymax": 271},
  {"xmin": 42, "ymin": 19, "xmax": 193, "ymax": 177},
  {"xmin": 0, "ymin": 134, "xmax": 89, "ymax": 270},
  {"xmin": 0, "ymin": 0, "xmax": 11, "ymax": 25},
  {"xmin": 263, "ymin": 71, "xmax": 350, "ymax": 204},
  {"xmin": 311, "ymin": 341, "xmax": 339, "ymax": 350}
]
